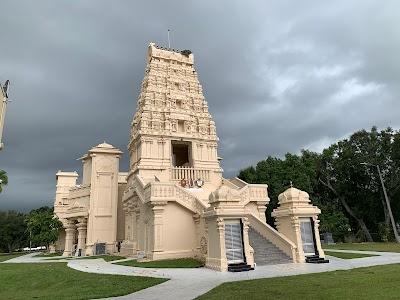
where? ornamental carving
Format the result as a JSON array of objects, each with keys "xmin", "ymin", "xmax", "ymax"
[{"xmin": 200, "ymin": 236, "xmax": 208, "ymax": 255}]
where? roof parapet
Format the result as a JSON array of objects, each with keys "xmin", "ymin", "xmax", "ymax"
[{"xmin": 148, "ymin": 42, "xmax": 194, "ymax": 65}]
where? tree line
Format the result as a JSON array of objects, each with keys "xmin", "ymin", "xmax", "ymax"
[
  {"xmin": 238, "ymin": 127, "xmax": 400, "ymax": 242},
  {"xmin": 0, "ymin": 206, "xmax": 62, "ymax": 253}
]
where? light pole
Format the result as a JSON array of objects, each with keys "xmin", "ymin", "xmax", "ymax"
[
  {"xmin": 361, "ymin": 162, "xmax": 400, "ymax": 243},
  {"xmin": 0, "ymin": 80, "xmax": 10, "ymax": 150}
]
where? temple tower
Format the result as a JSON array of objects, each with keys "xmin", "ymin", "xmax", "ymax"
[{"xmin": 127, "ymin": 43, "xmax": 222, "ymax": 191}]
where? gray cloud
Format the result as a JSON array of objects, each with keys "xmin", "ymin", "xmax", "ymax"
[{"xmin": 0, "ymin": 0, "xmax": 399, "ymax": 211}]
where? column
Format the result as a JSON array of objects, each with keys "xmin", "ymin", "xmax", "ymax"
[
  {"xmin": 152, "ymin": 203, "xmax": 166, "ymax": 252},
  {"xmin": 217, "ymin": 217, "xmax": 227, "ymax": 271},
  {"xmin": 291, "ymin": 216, "xmax": 305, "ymax": 262},
  {"xmin": 241, "ymin": 217, "xmax": 254, "ymax": 267},
  {"xmin": 62, "ymin": 219, "xmax": 76, "ymax": 257},
  {"xmin": 76, "ymin": 218, "xmax": 87, "ymax": 256},
  {"xmin": 135, "ymin": 208, "xmax": 141, "ymax": 251},
  {"xmin": 256, "ymin": 201, "xmax": 267, "ymax": 222}
]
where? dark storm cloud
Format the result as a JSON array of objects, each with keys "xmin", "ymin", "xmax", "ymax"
[{"xmin": 0, "ymin": 1, "xmax": 399, "ymax": 211}]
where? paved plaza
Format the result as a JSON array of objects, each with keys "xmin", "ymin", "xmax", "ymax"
[{"xmin": 4, "ymin": 250, "xmax": 400, "ymax": 300}]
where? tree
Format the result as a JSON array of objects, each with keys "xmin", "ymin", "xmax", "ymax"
[
  {"xmin": 0, "ymin": 211, "xmax": 28, "ymax": 252},
  {"xmin": 318, "ymin": 127, "xmax": 400, "ymax": 241},
  {"xmin": 238, "ymin": 126, "xmax": 400, "ymax": 242},
  {"xmin": 25, "ymin": 207, "xmax": 63, "ymax": 250},
  {"xmin": 0, "ymin": 169, "xmax": 8, "ymax": 193},
  {"xmin": 238, "ymin": 150, "xmax": 351, "ymax": 241}
]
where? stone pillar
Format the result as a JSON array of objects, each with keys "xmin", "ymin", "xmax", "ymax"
[
  {"xmin": 256, "ymin": 201, "xmax": 267, "ymax": 222},
  {"xmin": 152, "ymin": 203, "xmax": 166, "ymax": 258},
  {"xmin": 76, "ymin": 218, "xmax": 87, "ymax": 256},
  {"xmin": 120, "ymin": 203, "xmax": 138, "ymax": 257},
  {"xmin": 241, "ymin": 217, "xmax": 254, "ymax": 268},
  {"xmin": 216, "ymin": 217, "xmax": 227, "ymax": 271},
  {"xmin": 135, "ymin": 207, "xmax": 141, "ymax": 251},
  {"xmin": 63, "ymin": 220, "xmax": 76, "ymax": 257},
  {"xmin": 193, "ymin": 213, "xmax": 201, "ymax": 258},
  {"xmin": 291, "ymin": 216, "xmax": 305, "ymax": 262}
]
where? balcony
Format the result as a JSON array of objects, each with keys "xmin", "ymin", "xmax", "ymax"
[{"xmin": 171, "ymin": 166, "xmax": 210, "ymax": 182}]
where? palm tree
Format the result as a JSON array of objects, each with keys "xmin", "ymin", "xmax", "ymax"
[{"xmin": 0, "ymin": 169, "xmax": 8, "ymax": 193}]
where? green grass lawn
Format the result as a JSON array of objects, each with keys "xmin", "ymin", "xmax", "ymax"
[
  {"xmin": 116, "ymin": 258, "xmax": 204, "ymax": 268},
  {"xmin": 324, "ymin": 251, "xmax": 377, "ymax": 259},
  {"xmin": 0, "ymin": 252, "xmax": 27, "ymax": 262},
  {"xmin": 323, "ymin": 242, "xmax": 400, "ymax": 252},
  {"xmin": 0, "ymin": 263, "xmax": 167, "ymax": 300},
  {"xmin": 197, "ymin": 264, "xmax": 400, "ymax": 300}
]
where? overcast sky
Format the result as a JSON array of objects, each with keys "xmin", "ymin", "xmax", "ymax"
[{"xmin": 1, "ymin": 1, "xmax": 399, "ymax": 212}]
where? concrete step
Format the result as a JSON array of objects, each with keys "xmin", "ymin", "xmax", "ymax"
[{"xmin": 228, "ymin": 263, "xmax": 254, "ymax": 272}]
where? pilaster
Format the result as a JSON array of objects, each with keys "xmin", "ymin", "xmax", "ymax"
[
  {"xmin": 241, "ymin": 217, "xmax": 254, "ymax": 268},
  {"xmin": 76, "ymin": 218, "xmax": 87, "ymax": 256},
  {"xmin": 152, "ymin": 202, "xmax": 166, "ymax": 253},
  {"xmin": 63, "ymin": 219, "xmax": 76, "ymax": 257}
]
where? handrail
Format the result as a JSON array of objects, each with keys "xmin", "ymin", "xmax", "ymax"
[
  {"xmin": 171, "ymin": 166, "xmax": 210, "ymax": 182},
  {"xmin": 248, "ymin": 213, "xmax": 296, "ymax": 260},
  {"xmin": 174, "ymin": 184, "xmax": 207, "ymax": 213}
]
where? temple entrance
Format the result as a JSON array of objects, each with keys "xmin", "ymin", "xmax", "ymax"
[
  {"xmin": 171, "ymin": 141, "xmax": 192, "ymax": 167},
  {"xmin": 300, "ymin": 218, "xmax": 315, "ymax": 255},
  {"xmin": 224, "ymin": 219, "xmax": 245, "ymax": 264}
]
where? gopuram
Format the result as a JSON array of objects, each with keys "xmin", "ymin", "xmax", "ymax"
[{"xmin": 53, "ymin": 43, "xmax": 327, "ymax": 271}]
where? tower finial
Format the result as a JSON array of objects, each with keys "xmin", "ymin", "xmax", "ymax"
[
  {"xmin": 290, "ymin": 181, "xmax": 293, "ymax": 188},
  {"xmin": 167, "ymin": 29, "xmax": 171, "ymax": 48}
]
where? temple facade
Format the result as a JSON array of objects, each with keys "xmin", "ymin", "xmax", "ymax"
[{"xmin": 53, "ymin": 43, "xmax": 327, "ymax": 271}]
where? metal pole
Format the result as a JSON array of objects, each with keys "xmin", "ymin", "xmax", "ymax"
[
  {"xmin": 167, "ymin": 29, "xmax": 171, "ymax": 48},
  {"xmin": 376, "ymin": 165, "xmax": 400, "ymax": 243},
  {"xmin": 29, "ymin": 230, "xmax": 32, "ymax": 253},
  {"xmin": 0, "ymin": 81, "xmax": 9, "ymax": 150}
]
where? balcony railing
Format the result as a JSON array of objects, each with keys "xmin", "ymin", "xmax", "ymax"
[{"xmin": 171, "ymin": 166, "xmax": 210, "ymax": 182}]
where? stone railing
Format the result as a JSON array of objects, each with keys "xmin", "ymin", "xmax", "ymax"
[
  {"xmin": 171, "ymin": 166, "xmax": 210, "ymax": 182},
  {"xmin": 150, "ymin": 182, "xmax": 175, "ymax": 199},
  {"xmin": 64, "ymin": 185, "xmax": 90, "ymax": 206},
  {"xmin": 122, "ymin": 174, "xmax": 206, "ymax": 214},
  {"xmin": 144, "ymin": 181, "xmax": 205, "ymax": 214},
  {"xmin": 123, "ymin": 175, "xmax": 146, "ymax": 203},
  {"xmin": 174, "ymin": 184, "xmax": 207, "ymax": 213},
  {"xmin": 248, "ymin": 185, "xmax": 268, "ymax": 201}
]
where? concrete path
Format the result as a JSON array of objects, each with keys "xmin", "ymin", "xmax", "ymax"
[
  {"xmin": 4, "ymin": 250, "xmax": 400, "ymax": 300},
  {"xmin": 2, "ymin": 252, "xmax": 71, "ymax": 263}
]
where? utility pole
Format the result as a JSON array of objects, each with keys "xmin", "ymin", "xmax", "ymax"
[
  {"xmin": 0, "ymin": 80, "xmax": 10, "ymax": 150},
  {"xmin": 361, "ymin": 162, "xmax": 400, "ymax": 243}
]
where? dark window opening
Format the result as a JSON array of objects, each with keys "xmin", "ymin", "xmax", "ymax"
[{"xmin": 172, "ymin": 141, "xmax": 192, "ymax": 167}]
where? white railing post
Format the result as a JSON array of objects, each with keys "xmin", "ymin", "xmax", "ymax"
[{"xmin": 170, "ymin": 166, "xmax": 210, "ymax": 182}]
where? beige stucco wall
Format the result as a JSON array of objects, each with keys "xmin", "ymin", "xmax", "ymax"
[
  {"xmin": 117, "ymin": 180, "xmax": 127, "ymax": 242},
  {"xmin": 162, "ymin": 202, "xmax": 197, "ymax": 257},
  {"xmin": 85, "ymin": 148, "xmax": 121, "ymax": 254}
]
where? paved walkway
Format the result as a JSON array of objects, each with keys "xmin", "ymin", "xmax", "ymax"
[{"xmin": 4, "ymin": 250, "xmax": 400, "ymax": 300}]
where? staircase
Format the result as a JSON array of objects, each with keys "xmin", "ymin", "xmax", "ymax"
[
  {"xmin": 305, "ymin": 255, "xmax": 329, "ymax": 264},
  {"xmin": 249, "ymin": 227, "xmax": 293, "ymax": 265},
  {"xmin": 228, "ymin": 262, "xmax": 253, "ymax": 272}
]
